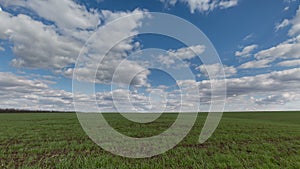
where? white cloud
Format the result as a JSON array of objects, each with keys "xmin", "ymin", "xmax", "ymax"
[
  {"xmin": 166, "ymin": 45, "xmax": 206, "ymax": 60},
  {"xmin": 251, "ymin": 93, "xmax": 297, "ymax": 105},
  {"xmin": 255, "ymin": 34, "xmax": 300, "ymax": 60},
  {"xmin": 238, "ymin": 58, "xmax": 274, "ymax": 69},
  {"xmin": 158, "ymin": 45, "xmax": 205, "ymax": 67},
  {"xmin": 197, "ymin": 63, "xmax": 237, "ymax": 78},
  {"xmin": 0, "ymin": 1, "xmax": 151, "ymax": 86},
  {"xmin": 177, "ymin": 67, "xmax": 300, "ymax": 111},
  {"xmin": 219, "ymin": 0, "xmax": 238, "ymax": 9},
  {"xmin": 0, "ymin": 45, "xmax": 4, "ymax": 51},
  {"xmin": 71, "ymin": 58, "xmax": 151, "ymax": 87},
  {"xmin": 69, "ymin": 9, "xmax": 151, "ymax": 87},
  {"xmin": 96, "ymin": 88, "xmax": 173, "ymax": 112},
  {"xmin": 0, "ymin": 11, "xmax": 81, "ymax": 69},
  {"xmin": 1, "ymin": 0, "xmax": 299, "ymax": 112},
  {"xmin": 225, "ymin": 68, "xmax": 300, "ymax": 96},
  {"xmin": 0, "ymin": 0, "xmax": 100, "ymax": 30},
  {"xmin": 252, "ymin": 6, "xmax": 300, "ymax": 67},
  {"xmin": 289, "ymin": 5, "xmax": 300, "ymax": 36},
  {"xmin": 211, "ymin": 68, "xmax": 300, "ymax": 110},
  {"xmin": 2, "ymin": 67, "xmax": 300, "ymax": 112},
  {"xmin": 160, "ymin": 0, "xmax": 239, "ymax": 13},
  {"xmin": 277, "ymin": 59, "xmax": 300, "ymax": 67},
  {"xmin": 275, "ymin": 19, "xmax": 290, "ymax": 31},
  {"xmin": 0, "ymin": 72, "xmax": 75, "ymax": 111},
  {"xmin": 235, "ymin": 44, "xmax": 258, "ymax": 57},
  {"xmin": 238, "ymin": 5, "xmax": 300, "ymax": 71}
]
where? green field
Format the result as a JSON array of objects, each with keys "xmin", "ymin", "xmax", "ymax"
[{"xmin": 0, "ymin": 112, "xmax": 299, "ymax": 168}]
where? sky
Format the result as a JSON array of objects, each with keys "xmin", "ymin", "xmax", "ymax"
[{"xmin": 0, "ymin": 0, "xmax": 300, "ymax": 112}]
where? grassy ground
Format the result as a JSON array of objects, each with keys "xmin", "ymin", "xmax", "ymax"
[{"xmin": 0, "ymin": 112, "xmax": 299, "ymax": 168}]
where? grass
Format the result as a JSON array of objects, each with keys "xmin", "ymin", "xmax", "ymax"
[{"xmin": 0, "ymin": 112, "xmax": 299, "ymax": 168}]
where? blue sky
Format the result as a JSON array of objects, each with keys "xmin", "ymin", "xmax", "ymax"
[{"xmin": 0, "ymin": 0, "xmax": 300, "ymax": 112}]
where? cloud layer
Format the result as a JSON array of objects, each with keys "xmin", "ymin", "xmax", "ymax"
[
  {"xmin": 1, "ymin": 67, "xmax": 300, "ymax": 111},
  {"xmin": 0, "ymin": 0, "xmax": 299, "ymax": 112}
]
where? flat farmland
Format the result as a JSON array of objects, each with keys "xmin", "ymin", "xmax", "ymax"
[{"xmin": 0, "ymin": 112, "xmax": 299, "ymax": 168}]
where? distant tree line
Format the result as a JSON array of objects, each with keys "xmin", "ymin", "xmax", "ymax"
[{"xmin": 0, "ymin": 108, "xmax": 74, "ymax": 113}]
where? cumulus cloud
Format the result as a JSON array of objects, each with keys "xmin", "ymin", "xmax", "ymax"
[
  {"xmin": 0, "ymin": 71, "xmax": 199, "ymax": 112},
  {"xmin": 251, "ymin": 93, "xmax": 298, "ymax": 105},
  {"xmin": 205, "ymin": 68, "xmax": 300, "ymax": 110},
  {"xmin": 1, "ymin": 0, "xmax": 299, "ymax": 112},
  {"xmin": 238, "ymin": 58, "xmax": 274, "ymax": 69},
  {"xmin": 165, "ymin": 45, "xmax": 206, "ymax": 60},
  {"xmin": 0, "ymin": 1, "xmax": 151, "ymax": 86},
  {"xmin": 158, "ymin": 45, "xmax": 205, "ymax": 67},
  {"xmin": 244, "ymin": 5, "xmax": 300, "ymax": 69},
  {"xmin": 0, "ymin": 0, "xmax": 100, "ymax": 30},
  {"xmin": 223, "ymin": 68, "xmax": 300, "ymax": 97},
  {"xmin": 277, "ymin": 59, "xmax": 300, "ymax": 67},
  {"xmin": 255, "ymin": 5, "xmax": 300, "ymax": 60},
  {"xmin": 289, "ymin": 5, "xmax": 300, "ymax": 36},
  {"xmin": 96, "ymin": 88, "xmax": 172, "ymax": 112},
  {"xmin": 70, "ymin": 9, "xmax": 151, "ymax": 86},
  {"xmin": 235, "ymin": 44, "xmax": 258, "ymax": 57},
  {"xmin": 255, "ymin": 34, "xmax": 300, "ymax": 60},
  {"xmin": 2, "ymin": 67, "xmax": 300, "ymax": 112},
  {"xmin": 0, "ymin": 11, "xmax": 81, "ymax": 69},
  {"xmin": 160, "ymin": 0, "xmax": 239, "ymax": 13},
  {"xmin": 79, "ymin": 82, "xmax": 200, "ymax": 112},
  {"xmin": 174, "ymin": 67, "xmax": 300, "ymax": 111},
  {"xmin": 0, "ymin": 72, "xmax": 74, "ymax": 111},
  {"xmin": 72, "ymin": 57, "xmax": 150, "ymax": 87},
  {"xmin": 197, "ymin": 63, "xmax": 237, "ymax": 78}
]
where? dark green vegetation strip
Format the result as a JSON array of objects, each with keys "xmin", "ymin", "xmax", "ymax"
[{"xmin": 0, "ymin": 112, "xmax": 299, "ymax": 168}]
